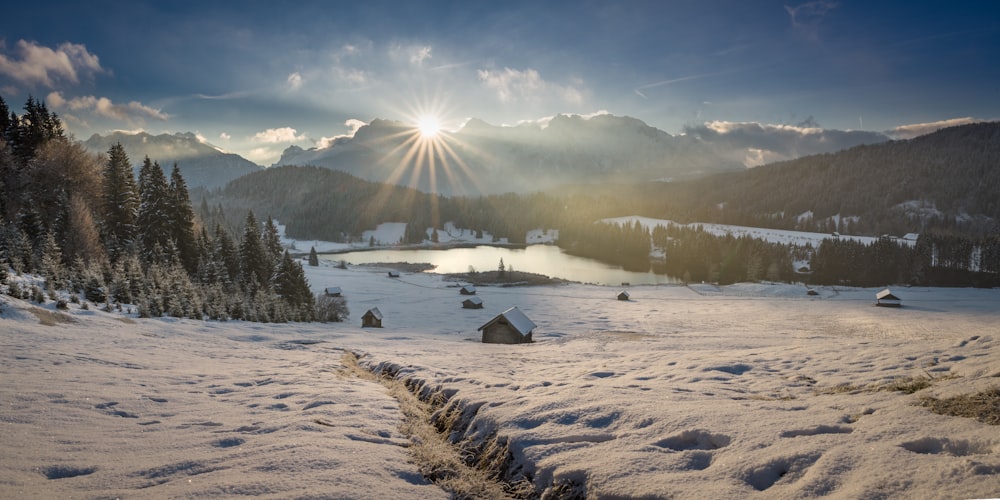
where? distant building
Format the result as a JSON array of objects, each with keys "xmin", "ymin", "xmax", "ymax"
[
  {"xmin": 362, "ymin": 307, "xmax": 383, "ymax": 327},
  {"xmin": 462, "ymin": 297, "xmax": 484, "ymax": 309},
  {"xmin": 387, "ymin": 271, "xmax": 400, "ymax": 278},
  {"xmin": 460, "ymin": 285, "xmax": 477, "ymax": 295},
  {"xmin": 875, "ymin": 289, "xmax": 901, "ymax": 307},
  {"xmin": 617, "ymin": 290, "xmax": 630, "ymax": 301},
  {"xmin": 479, "ymin": 306, "xmax": 535, "ymax": 344},
  {"xmin": 806, "ymin": 288, "xmax": 819, "ymax": 296},
  {"xmin": 324, "ymin": 286, "xmax": 342, "ymax": 297}
]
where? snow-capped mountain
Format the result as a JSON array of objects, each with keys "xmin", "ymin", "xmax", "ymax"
[
  {"xmin": 83, "ymin": 131, "xmax": 262, "ymax": 189},
  {"xmin": 274, "ymin": 113, "xmax": 890, "ymax": 195}
]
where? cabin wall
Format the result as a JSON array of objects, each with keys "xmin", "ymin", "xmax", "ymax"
[{"xmin": 482, "ymin": 324, "xmax": 528, "ymax": 344}]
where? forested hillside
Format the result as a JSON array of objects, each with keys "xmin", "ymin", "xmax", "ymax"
[
  {"xmin": 659, "ymin": 122, "xmax": 1000, "ymax": 236},
  {"xmin": 0, "ymin": 95, "xmax": 325, "ymax": 323}
]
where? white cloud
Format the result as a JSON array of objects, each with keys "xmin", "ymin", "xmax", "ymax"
[
  {"xmin": 252, "ymin": 126, "xmax": 305, "ymax": 143},
  {"xmin": 0, "ymin": 39, "xmax": 104, "ymax": 88},
  {"xmin": 287, "ymin": 72, "xmax": 303, "ymax": 90},
  {"xmin": 887, "ymin": 117, "xmax": 981, "ymax": 140},
  {"xmin": 47, "ymin": 91, "xmax": 169, "ymax": 124},
  {"xmin": 410, "ymin": 46, "xmax": 432, "ymax": 65},
  {"xmin": 477, "ymin": 67, "xmax": 584, "ymax": 105},
  {"xmin": 317, "ymin": 118, "xmax": 367, "ymax": 149},
  {"xmin": 219, "ymin": 132, "xmax": 231, "ymax": 141},
  {"xmin": 245, "ymin": 146, "xmax": 278, "ymax": 164}
]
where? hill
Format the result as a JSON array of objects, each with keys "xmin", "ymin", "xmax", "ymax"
[{"xmin": 645, "ymin": 122, "xmax": 1000, "ymax": 236}]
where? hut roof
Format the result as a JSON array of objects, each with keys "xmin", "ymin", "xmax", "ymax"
[
  {"xmin": 463, "ymin": 296, "xmax": 483, "ymax": 305},
  {"xmin": 324, "ymin": 286, "xmax": 342, "ymax": 295},
  {"xmin": 363, "ymin": 307, "xmax": 383, "ymax": 320},
  {"xmin": 478, "ymin": 306, "xmax": 536, "ymax": 336},
  {"xmin": 876, "ymin": 289, "xmax": 900, "ymax": 301}
]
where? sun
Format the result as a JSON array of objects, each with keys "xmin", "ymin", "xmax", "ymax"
[{"xmin": 416, "ymin": 115, "xmax": 441, "ymax": 139}]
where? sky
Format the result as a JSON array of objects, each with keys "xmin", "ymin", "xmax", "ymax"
[{"xmin": 1, "ymin": 0, "xmax": 998, "ymax": 165}]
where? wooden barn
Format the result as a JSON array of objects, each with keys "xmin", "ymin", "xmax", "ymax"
[
  {"xmin": 324, "ymin": 286, "xmax": 342, "ymax": 297},
  {"xmin": 462, "ymin": 296, "xmax": 484, "ymax": 309},
  {"xmin": 460, "ymin": 285, "xmax": 477, "ymax": 295},
  {"xmin": 479, "ymin": 306, "xmax": 535, "ymax": 344},
  {"xmin": 617, "ymin": 290, "xmax": 630, "ymax": 301},
  {"xmin": 361, "ymin": 307, "xmax": 383, "ymax": 327},
  {"xmin": 875, "ymin": 289, "xmax": 901, "ymax": 307}
]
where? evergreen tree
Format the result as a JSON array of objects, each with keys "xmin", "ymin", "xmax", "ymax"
[
  {"xmin": 168, "ymin": 163, "xmax": 198, "ymax": 274},
  {"xmin": 136, "ymin": 157, "xmax": 173, "ymax": 263},
  {"xmin": 239, "ymin": 211, "xmax": 269, "ymax": 293},
  {"xmin": 100, "ymin": 143, "xmax": 139, "ymax": 262},
  {"xmin": 262, "ymin": 216, "xmax": 283, "ymax": 272},
  {"xmin": 275, "ymin": 250, "xmax": 314, "ymax": 321},
  {"xmin": 308, "ymin": 246, "xmax": 319, "ymax": 266}
]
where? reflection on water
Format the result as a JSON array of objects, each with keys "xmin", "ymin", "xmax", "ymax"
[{"xmin": 321, "ymin": 245, "xmax": 679, "ymax": 285}]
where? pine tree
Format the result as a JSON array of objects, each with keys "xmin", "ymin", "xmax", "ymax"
[
  {"xmin": 308, "ymin": 246, "xmax": 319, "ymax": 266},
  {"xmin": 100, "ymin": 143, "xmax": 139, "ymax": 262},
  {"xmin": 262, "ymin": 216, "xmax": 283, "ymax": 273},
  {"xmin": 239, "ymin": 211, "xmax": 269, "ymax": 293},
  {"xmin": 168, "ymin": 163, "xmax": 198, "ymax": 274},
  {"xmin": 136, "ymin": 157, "xmax": 173, "ymax": 263}
]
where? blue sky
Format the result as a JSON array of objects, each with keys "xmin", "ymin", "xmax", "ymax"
[{"xmin": 2, "ymin": 1, "xmax": 998, "ymax": 165}]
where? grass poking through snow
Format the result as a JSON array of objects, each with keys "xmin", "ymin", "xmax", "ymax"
[{"xmin": 341, "ymin": 351, "xmax": 518, "ymax": 499}]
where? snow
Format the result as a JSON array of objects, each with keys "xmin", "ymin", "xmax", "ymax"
[
  {"xmin": 603, "ymin": 215, "xmax": 917, "ymax": 247},
  {"xmin": 3, "ymin": 264, "xmax": 1000, "ymax": 498}
]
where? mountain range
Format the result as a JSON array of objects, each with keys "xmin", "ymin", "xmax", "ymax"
[
  {"xmin": 83, "ymin": 113, "xmax": 899, "ymax": 194},
  {"xmin": 82, "ymin": 131, "xmax": 262, "ymax": 190},
  {"xmin": 274, "ymin": 114, "xmax": 893, "ymax": 195}
]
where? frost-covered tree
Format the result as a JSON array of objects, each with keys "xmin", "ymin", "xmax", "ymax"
[
  {"xmin": 136, "ymin": 157, "xmax": 174, "ymax": 263},
  {"xmin": 100, "ymin": 143, "xmax": 139, "ymax": 262},
  {"xmin": 168, "ymin": 163, "xmax": 198, "ymax": 274},
  {"xmin": 239, "ymin": 211, "xmax": 269, "ymax": 293}
]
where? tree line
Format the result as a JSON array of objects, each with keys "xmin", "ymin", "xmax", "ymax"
[{"xmin": 0, "ymin": 95, "xmax": 333, "ymax": 322}]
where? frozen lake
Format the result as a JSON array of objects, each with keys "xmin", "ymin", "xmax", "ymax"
[{"xmin": 322, "ymin": 244, "xmax": 680, "ymax": 286}]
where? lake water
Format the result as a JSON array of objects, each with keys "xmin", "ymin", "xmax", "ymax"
[{"xmin": 322, "ymin": 245, "xmax": 680, "ymax": 286}]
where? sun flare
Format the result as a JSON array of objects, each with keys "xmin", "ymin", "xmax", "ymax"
[{"xmin": 416, "ymin": 115, "xmax": 441, "ymax": 139}]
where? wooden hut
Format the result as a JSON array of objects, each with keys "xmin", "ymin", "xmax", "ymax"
[
  {"xmin": 478, "ymin": 306, "xmax": 535, "ymax": 344},
  {"xmin": 460, "ymin": 285, "xmax": 477, "ymax": 295},
  {"xmin": 875, "ymin": 289, "xmax": 901, "ymax": 307},
  {"xmin": 387, "ymin": 271, "xmax": 400, "ymax": 278},
  {"xmin": 361, "ymin": 307, "xmax": 383, "ymax": 327},
  {"xmin": 324, "ymin": 286, "xmax": 342, "ymax": 297},
  {"xmin": 462, "ymin": 296, "xmax": 484, "ymax": 309},
  {"xmin": 617, "ymin": 290, "xmax": 630, "ymax": 301}
]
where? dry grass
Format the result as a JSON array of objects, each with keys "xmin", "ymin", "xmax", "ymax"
[
  {"xmin": 918, "ymin": 388, "xmax": 1000, "ymax": 425},
  {"xmin": 341, "ymin": 351, "xmax": 519, "ymax": 499},
  {"xmin": 815, "ymin": 375, "xmax": 944, "ymax": 396},
  {"xmin": 28, "ymin": 307, "xmax": 76, "ymax": 326}
]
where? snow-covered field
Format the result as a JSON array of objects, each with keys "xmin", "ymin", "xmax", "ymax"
[{"xmin": 2, "ymin": 262, "xmax": 999, "ymax": 498}]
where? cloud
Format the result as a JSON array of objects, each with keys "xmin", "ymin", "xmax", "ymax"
[
  {"xmin": 245, "ymin": 146, "xmax": 278, "ymax": 164},
  {"xmin": 886, "ymin": 117, "xmax": 982, "ymax": 140},
  {"xmin": 47, "ymin": 91, "xmax": 169, "ymax": 124},
  {"xmin": 0, "ymin": 39, "xmax": 104, "ymax": 88},
  {"xmin": 317, "ymin": 119, "xmax": 367, "ymax": 149},
  {"xmin": 410, "ymin": 46, "xmax": 432, "ymax": 65},
  {"xmin": 252, "ymin": 126, "xmax": 306, "ymax": 143},
  {"xmin": 785, "ymin": 1, "xmax": 839, "ymax": 42},
  {"xmin": 477, "ymin": 67, "xmax": 584, "ymax": 105},
  {"xmin": 686, "ymin": 120, "xmax": 887, "ymax": 167},
  {"xmin": 219, "ymin": 132, "xmax": 231, "ymax": 141},
  {"xmin": 287, "ymin": 72, "xmax": 303, "ymax": 90}
]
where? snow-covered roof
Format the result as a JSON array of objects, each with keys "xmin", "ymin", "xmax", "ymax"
[
  {"xmin": 461, "ymin": 285, "xmax": 476, "ymax": 292},
  {"xmin": 463, "ymin": 296, "xmax": 483, "ymax": 305},
  {"xmin": 876, "ymin": 289, "xmax": 900, "ymax": 301},
  {"xmin": 324, "ymin": 286, "xmax": 342, "ymax": 295},
  {"xmin": 478, "ymin": 306, "xmax": 536, "ymax": 336},
  {"xmin": 363, "ymin": 307, "xmax": 383, "ymax": 320}
]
